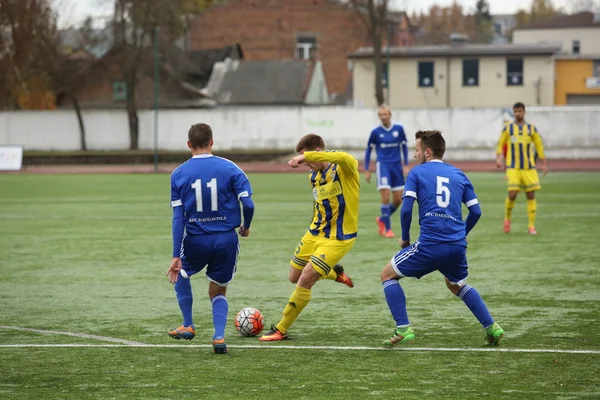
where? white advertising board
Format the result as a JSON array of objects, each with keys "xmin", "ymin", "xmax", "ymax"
[{"xmin": 0, "ymin": 145, "xmax": 23, "ymax": 171}]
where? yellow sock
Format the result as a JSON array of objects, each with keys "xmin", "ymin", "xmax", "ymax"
[
  {"xmin": 505, "ymin": 198, "xmax": 515, "ymax": 221},
  {"xmin": 527, "ymin": 198, "xmax": 537, "ymax": 228},
  {"xmin": 276, "ymin": 286, "xmax": 312, "ymax": 334}
]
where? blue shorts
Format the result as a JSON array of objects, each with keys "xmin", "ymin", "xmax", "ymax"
[
  {"xmin": 376, "ymin": 162, "xmax": 405, "ymax": 191},
  {"xmin": 390, "ymin": 241, "xmax": 468, "ymax": 284},
  {"xmin": 181, "ymin": 231, "xmax": 239, "ymax": 286}
]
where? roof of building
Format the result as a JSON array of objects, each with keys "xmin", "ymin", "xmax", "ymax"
[
  {"xmin": 516, "ymin": 12, "xmax": 600, "ymax": 30},
  {"xmin": 167, "ymin": 44, "xmax": 243, "ymax": 87},
  {"xmin": 349, "ymin": 43, "xmax": 561, "ymax": 58},
  {"xmin": 208, "ymin": 60, "xmax": 314, "ymax": 105}
]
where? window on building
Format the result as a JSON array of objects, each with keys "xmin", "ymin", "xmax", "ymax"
[
  {"xmin": 506, "ymin": 58, "xmax": 523, "ymax": 86},
  {"xmin": 572, "ymin": 40, "xmax": 581, "ymax": 55},
  {"xmin": 112, "ymin": 81, "xmax": 127, "ymax": 102},
  {"xmin": 295, "ymin": 36, "xmax": 317, "ymax": 60},
  {"xmin": 593, "ymin": 60, "xmax": 600, "ymax": 77},
  {"xmin": 462, "ymin": 59, "xmax": 479, "ymax": 86},
  {"xmin": 418, "ymin": 61, "xmax": 434, "ymax": 87},
  {"xmin": 494, "ymin": 22, "xmax": 502, "ymax": 34}
]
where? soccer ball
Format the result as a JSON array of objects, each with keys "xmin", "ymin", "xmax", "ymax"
[{"xmin": 235, "ymin": 307, "xmax": 264, "ymax": 337}]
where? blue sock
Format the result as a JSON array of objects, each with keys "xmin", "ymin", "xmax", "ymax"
[
  {"xmin": 457, "ymin": 285, "xmax": 494, "ymax": 328},
  {"xmin": 174, "ymin": 273, "xmax": 193, "ymax": 327},
  {"xmin": 382, "ymin": 279, "xmax": 409, "ymax": 326},
  {"xmin": 381, "ymin": 204, "xmax": 391, "ymax": 231},
  {"xmin": 389, "ymin": 204, "xmax": 399, "ymax": 216},
  {"xmin": 211, "ymin": 294, "xmax": 228, "ymax": 340}
]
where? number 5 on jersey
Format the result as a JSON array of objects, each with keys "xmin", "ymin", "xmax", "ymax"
[
  {"xmin": 192, "ymin": 178, "xmax": 218, "ymax": 212},
  {"xmin": 436, "ymin": 176, "xmax": 450, "ymax": 208}
]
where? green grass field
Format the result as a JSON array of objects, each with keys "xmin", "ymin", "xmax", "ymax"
[{"xmin": 1, "ymin": 171, "xmax": 600, "ymax": 399}]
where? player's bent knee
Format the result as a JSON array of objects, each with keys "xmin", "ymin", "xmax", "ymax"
[
  {"xmin": 444, "ymin": 278, "xmax": 461, "ymax": 295},
  {"xmin": 297, "ymin": 263, "xmax": 323, "ymax": 289},
  {"xmin": 288, "ymin": 266, "xmax": 302, "ymax": 284},
  {"xmin": 381, "ymin": 263, "xmax": 399, "ymax": 282},
  {"xmin": 208, "ymin": 282, "xmax": 227, "ymax": 298}
]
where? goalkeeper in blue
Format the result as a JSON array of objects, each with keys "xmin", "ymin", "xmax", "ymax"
[
  {"xmin": 380, "ymin": 130, "xmax": 504, "ymax": 346},
  {"xmin": 166, "ymin": 123, "xmax": 254, "ymax": 354}
]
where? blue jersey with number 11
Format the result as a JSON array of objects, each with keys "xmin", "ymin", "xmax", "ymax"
[
  {"xmin": 403, "ymin": 160, "xmax": 478, "ymax": 244},
  {"xmin": 170, "ymin": 154, "xmax": 252, "ymax": 235}
]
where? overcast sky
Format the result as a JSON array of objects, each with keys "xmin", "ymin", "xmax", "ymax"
[{"xmin": 55, "ymin": 0, "xmax": 578, "ymax": 28}]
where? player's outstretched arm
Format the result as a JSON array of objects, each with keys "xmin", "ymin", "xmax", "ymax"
[
  {"xmin": 532, "ymin": 127, "xmax": 548, "ymax": 176},
  {"xmin": 304, "ymin": 150, "xmax": 359, "ymax": 174},
  {"xmin": 364, "ymin": 134, "xmax": 375, "ymax": 183},
  {"xmin": 239, "ymin": 196, "xmax": 254, "ymax": 237},
  {"xmin": 167, "ymin": 205, "xmax": 184, "ymax": 284},
  {"xmin": 401, "ymin": 140, "xmax": 410, "ymax": 176},
  {"xmin": 399, "ymin": 196, "xmax": 415, "ymax": 248},
  {"xmin": 465, "ymin": 202, "xmax": 482, "ymax": 236},
  {"xmin": 495, "ymin": 129, "xmax": 508, "ymax": 169}
]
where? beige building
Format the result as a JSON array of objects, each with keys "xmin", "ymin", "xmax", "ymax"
[
  {"xmin": 349, "ymin": 44, "xmax": 560, "ymax": 109},
  {"xmin": 513, "ymin": 12, "xmax": 600, "ymax": 56}
]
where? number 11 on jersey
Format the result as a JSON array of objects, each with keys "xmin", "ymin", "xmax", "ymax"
[{"xmin": 191, "ymin": 178, "xmax": 218, "ymax": 212}]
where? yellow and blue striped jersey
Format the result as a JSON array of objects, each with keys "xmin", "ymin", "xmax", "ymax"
[
  {"xmin": 304, "ymin": 150, "xmax": 360, "ymax": 240},
  {"xmin": 496, "ymin": 121, "xmax": 545, "ymax": 170}
]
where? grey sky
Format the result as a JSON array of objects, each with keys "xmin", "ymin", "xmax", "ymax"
[{"xmin": 55, "ymin": 0, "xmax": 578, "ymax": 28}]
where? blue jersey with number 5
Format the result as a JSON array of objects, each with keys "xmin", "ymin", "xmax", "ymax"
[
  {"xmin": 403, "ymin": 160, "xmax": 478, "ymax": 244},
  {"xmin": 170, "ymin": 154, "xmax": 252, "ymax": 235}
]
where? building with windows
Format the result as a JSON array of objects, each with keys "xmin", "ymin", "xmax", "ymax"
[
  {"xmin": 513, "ymin": 12, "xmax": 600, "ymax": 105},
  {"xmin": 349, "ymin": 43, "xmax": 560, "ymax": 108},
  {"xmin": 188, "ymin": 0, "xmax": 415, "ymax": 101}
]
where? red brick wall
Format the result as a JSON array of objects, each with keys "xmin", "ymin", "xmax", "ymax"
[{"xmin": 191, "ymin": 0, "xmax": 381, "ymax": 96}]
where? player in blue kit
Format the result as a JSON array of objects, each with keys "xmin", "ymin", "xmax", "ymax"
[
  {"xmin": 379, "ymin": 130, "xmax": 504, "ymax": 346},
  {"xmin": 165, "ymin": 123, "xmax": 254, "ymax": 354},
  {"xmin": 364, "ymin": 105, "xmax": 409, "ymax": 238}
]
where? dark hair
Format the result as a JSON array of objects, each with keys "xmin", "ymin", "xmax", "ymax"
[
  {"xmin": 513, "ymin": 102, "xmax": 525, "ymax": 111},
  {"xmin": 188, "ymin": 123, "xmax": 213, "ymax": 148},
  {"xmin": 415, "ymin": 130, "xmax": 446, "ymax": 158},
  {"xmin": 295, "ymin": 134, "xmax": 325, "ymax": 153}
]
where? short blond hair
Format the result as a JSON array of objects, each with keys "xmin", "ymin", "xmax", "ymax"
[{"xmin": 378, "ymin": 104, "xmax": 391, "ymax": 115}]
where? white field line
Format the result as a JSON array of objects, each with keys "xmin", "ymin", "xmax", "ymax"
[
  {"xmin": 0, "ymin": 326, "xmax": 146, "ymax": 346},
  {"xmin": 0, "ymin": 343, "xmax": 599, "ymax": 354},
  {"xmin": 1, "ymin": 326, "xmax": 598, "ymax": 354}
]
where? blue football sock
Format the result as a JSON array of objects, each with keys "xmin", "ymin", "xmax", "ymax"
[
  {"xmin": 389, "ymin": 204, "xmax": 399, "ymax": 216},
  {"xmin": 381, "ymin": 204, "xmax": 391, "ymax": 231},
  {"xmin": 382, "ymin": 279, "xmax": 409, "ymax": 326},
  {"xmin": 457, "ymin": 285, "xmax": 494, "ymax": 328},
  {"xmin": 174, "ymin": 273, "xmax": 193, "ymax": 327},
  {"xmin": 211, "ymin": 294, "xmax": 229, "ymax": 340}
]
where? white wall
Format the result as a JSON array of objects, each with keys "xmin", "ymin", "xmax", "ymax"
[{"xmin": 1, "ymin": 106, "xmax": 600, "ymax": 160}]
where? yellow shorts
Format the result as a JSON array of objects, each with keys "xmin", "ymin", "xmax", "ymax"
[
  {"xmin": 506, "ymin": 169, "xmax": 541, "ymax": 192},
  {"xmin": 290, "ymin": 231, "xmax": 356, "ymax": 278}
]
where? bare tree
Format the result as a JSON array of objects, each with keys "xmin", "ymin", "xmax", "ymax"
[
  {"xmin": 351, "ymin": 0, "xmax": 389, "ymax": 106},
  {"xmin": 515, "ymin": 0, "xmax": 561, "ymax": 28},
  {"xmin": 0, "ymin": 0, "xmax": 57, "ymax": 110},
  {"xmin": 569, "ymin": 0, "xmax": 600, "ymax": 12},
  {"xmin": 39, "ymin": 19, "xmax": 98, "ymax": 151},
  {"xmin": 111, "ymin": 0, "xmax": 222, "ymax": 150}
]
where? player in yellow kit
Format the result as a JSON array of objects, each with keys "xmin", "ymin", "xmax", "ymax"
[
  {"xmin": 496, "ymin": 102, "xmax": 548, "ymax": 235},
  {"xmin": 259, "ymin": 134, "xmax": 360, "ymax": 341}
]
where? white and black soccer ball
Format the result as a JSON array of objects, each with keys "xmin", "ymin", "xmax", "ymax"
[{"xmin": 235, "ymin": 307, "xmax": 265, "ymax": 337}]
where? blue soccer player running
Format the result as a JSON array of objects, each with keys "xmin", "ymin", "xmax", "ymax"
[
  {"xmin": 364, "ymin": 105, "xmax": 409, "ymax": 238},
  {"xmin": 166, "ymin": 123, "xmax": 254, "ymax": 354},
  {"xmin": 379, "ymin": 130, "xmax": 504, "ymax": 346}
]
